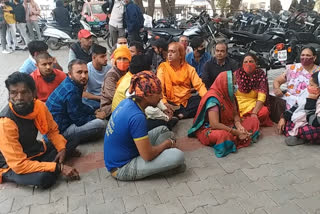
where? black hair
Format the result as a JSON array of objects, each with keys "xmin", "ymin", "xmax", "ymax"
[
  {"xmin": 35, "ymin": 52, "xmax": 52, "ymax": 63},
  {"xmin": 129, "ymin": 41, "xmax": 144, "ymax": 54},
  {"xmin": 190, "ymin": 36, "xmax": 204, "ymax": 49},
  {"xmin": 215, "ymin": 41, "xmax": 228, "ymax": 52},
  {"xmin": 92, "ymin": 44, "xmax": 107, "ymax": 55},
  {"xmin": 242, "ymin": 52, "xmax": 259, "ymax": 66},
  {"xmin": 27, "ymin": 41, "xmax": 48, "ymax": 57},
  {"xmin": 151, "ymin": 38, "xmax": 168, "ymax": 51},
  {"xmin": 311, "ymin": 72, "xmax": 319, "ymax": 86},
  {"xmin": 129, "ymin": 55, "xmax": 152, "ymax": 74},
  {"xmin": 68, "ymin": 59, "xmax": 87, "ymax": 72},
  {"xmin": 301, "ymin": 46, "xmax": 317, "ymax": 56},
  {"xmin": 5, "ymin": 72, "xmax": 36, "ymax": 93}
]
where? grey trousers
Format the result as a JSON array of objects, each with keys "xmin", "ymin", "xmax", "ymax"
[
  {"xmin": 16, "ymin": 23, "xmax": 30, "ymax": 46},
  {"xmin": 6, "ymin": 23, "xmax": 16, "ymax": 50},
  {"xmin": 0, "ymin": 23, "xmax": 6, "ymax": 50},
  {"xmin": 113, "ymin": 126, "xmax": 185, "ymax": 181},
  {"xmin": 109, "ymin": 24, "xmax": 125, "ymax": 47},
  {"xmin": 27, "ymin": 20, "xmax": 42, "ymax": 40}
]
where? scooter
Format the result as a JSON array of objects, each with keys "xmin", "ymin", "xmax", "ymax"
[{"xmin": 43, "ymin": 14, "xmax": 95, "ymax": 50}]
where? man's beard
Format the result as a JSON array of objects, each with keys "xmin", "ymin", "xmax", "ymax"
[
  {"xmin": 12, "ymin": 101, "xmax": 34, "ymax": 116},
  {"xmin": 42, "ymin": 72, "xmax": 56, "ymax": 83}
]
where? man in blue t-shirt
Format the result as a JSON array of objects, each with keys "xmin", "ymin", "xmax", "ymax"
[
  {"xmin": 104, "ymin": 71, "xmax": 185, "ymax": 180},
  {"xmin": 186, "ymin": 36, "xmax": 212, "ymax": 77},
  {"xmin": 83, "ymin": 44, "xmax": 111, "ymax": 110}
]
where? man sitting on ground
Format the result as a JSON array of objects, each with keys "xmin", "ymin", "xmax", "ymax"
[
  {"xmin": 69, "ymin": 29, "xmax": 93, "ymax": 64},
  {"xmin": 179, "ymin": 35, "xmax": 193, "ymax": 55},
  {"xmin": 157, "ymin": 42, "xmax": 207, "ymax": 119},
  {"xmin": 0, "ymin": 72, "xmax": 79, "ymax": 189},
  {"xmin": 101, "ymin": 45, "xmax": 131, "ymax": 118},
  {"xmin": 83, "ymin": 44, "xmax": 111, "ymax": 110},
  {"xmin": 129, "ymin": 41, "xmax": 144, "ymax": 56},
  {"xmin": 19, "ymin": 40, "xmax": 63, "ymax": 74},
  {"xmin": 47, "ymin": 59, "xmax": 107, "ymax": 147},
  {"xmin": 202, "ymin": 41, "xmax": 239, "ymax": 89},
  {"xmin": 186, "ymin": 36, "xmax": 212, "ymax": 77},
  {"xmin": 30, "ymin": 52, "xmax": 66, "ymax": 102},
  {"xmin": 104, "ymin": 71, "xmax": 185, "ymax": 181}
]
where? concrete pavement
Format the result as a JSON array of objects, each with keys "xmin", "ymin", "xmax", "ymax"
[{"xmin": 0, "ymin": 46, "xmax": 320, "ymax": 214}]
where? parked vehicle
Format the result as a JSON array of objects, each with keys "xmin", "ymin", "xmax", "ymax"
[{"xmin": 43, "ymin": 13, "xmax": 95, "ymax": 50}]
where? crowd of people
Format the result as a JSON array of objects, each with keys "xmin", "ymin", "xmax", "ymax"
[
  {"xmin": 0, "ymin": 0, "xmax": 42, "ymax": 53},
  {"xmin": 0, "ymin": 1, "xmax": 320, "ymax": 191}
]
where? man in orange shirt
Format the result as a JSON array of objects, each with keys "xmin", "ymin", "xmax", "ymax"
[
  {"xmin": 0, "ymin": 72, "xmax": 79, "ymax": 188},
  {"xmin": 157, "ymin": 42, "xmax": 207, "ymax": 119},
  {"xmin": 30, "ymin": 52, "xmax": 66, "ymax": 102}
]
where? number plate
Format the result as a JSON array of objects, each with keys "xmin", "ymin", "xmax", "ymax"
[{"xmin": 278, "ymin": 50, "xmax": 287, "ymax": 61}]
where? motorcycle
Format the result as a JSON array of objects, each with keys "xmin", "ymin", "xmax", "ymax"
[
  {"xmin": 43, "ymin": 13, "xmax": 95, "ymax": 50},
  {"xmin": 147, "ymin": 11, "xmax": 217, "ymax": 53}
]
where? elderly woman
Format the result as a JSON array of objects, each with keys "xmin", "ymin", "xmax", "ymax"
[
  {"xmin": 278, "ymin": 71, "xmax": 320, "ymax": 146},
  {"xmin": 235, "ymin": 53, "xmax": 273, "ymax": 126},
  {"xmin": 188, "ymin": 71, "xmax": 260, "ymax": 158},
  {"xmin": 157, "ymin": 42, "xmax": 207, "ymax": 119},
  {"xmin": 273, "ymin": 47, "xmax": 320, "ymax": 110}
]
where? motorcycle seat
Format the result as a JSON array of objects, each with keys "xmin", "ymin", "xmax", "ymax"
[
  {"xmin": 48, "ymin": 23, "xmax": 72, "ymax": 34},
  {"xmin": 233, "ymin": 31, "xmax": 273, "ymax": 41},
  {"xmin": 152, "ymin": 28, "xmax": 183, "ymax": 36}
]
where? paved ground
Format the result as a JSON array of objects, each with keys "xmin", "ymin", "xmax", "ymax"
[{"xmin": 1, "ymin": 46, "xmax": 320, "ymax": 214}]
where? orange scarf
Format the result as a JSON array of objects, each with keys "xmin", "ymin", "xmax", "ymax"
[
  {"xmin": 9, "ymin": 99, "xmax": 49, "ymax": 134},
  {"xmin": 160, "ymin": 61, "xmax": 190, "ymax": 102}
]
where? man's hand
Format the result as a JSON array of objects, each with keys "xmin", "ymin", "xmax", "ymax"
[
  {"xmin": 95, "ymin": 109, "xmax": 106, "ymax": 119},
  {"xmin": 54, "ymin": 149, "xmax": 66, "ymax": 163},
  {"xmin": 61, "ymin": 165, "xmax": 80, "ymax": 180},
  {"xmin": 274, "ymin": 88, "xmax": 284, "ymax": 97}
]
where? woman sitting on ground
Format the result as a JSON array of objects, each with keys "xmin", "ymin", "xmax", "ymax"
[
  {"xmin": 278, "ymin": 72, "xmax": 320, "ymax": 146},
  {"xmin": 234, "ymin": 53, "xmax": 273, "ymax": 127},
  {"xmin": 188, "ymin": 71, "xmax": 260, "ymax": 158},
  {"xmin": 273, "ymin": 47, "xmax": 320, "ymax": 110}
]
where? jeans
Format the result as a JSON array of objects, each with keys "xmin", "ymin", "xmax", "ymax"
[
  {"xmin": 62, "ymin": 119, "xmax": 107, "ymax": 145},
  {"xmin": 6, "ymin": 24, "xmax": 16, "ymax": 51},
  {"xmin": 2, "ymin": 141, "xmax": 58, "ymax": 189},
  {"xmin": 0, "ymin": 23, "xmax": 7, "ymax": 50},
  {"xmin": 109, "ymin": 24, "xmax": 125, "ymax": 47},
  {"xmin": 27, "ymin": 20, "xmax": 42, "ymax": 40},
  {"xmin": 114, "ymin": 126, "xmax": 185, "ymax": 181},
  {"xmin": 82, "ymin": 98, "xmax": 100, "ymax": 111},
  {"xmin": 16, "ymin": 23, "xmax": 30, "ymax": 46}
]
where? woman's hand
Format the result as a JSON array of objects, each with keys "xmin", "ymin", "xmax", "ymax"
[
  {"xmin": 274, "ymin": 88, "xmax": 284, "ymax": 97},
  {"xmin": 235, "ymin": 121, "xmax": 246, "ymax": 133},
  {"xmin": 277, "ymin": 118, "xmax": 286, "ymax": 134},
  {"xmin": 308, "ymin": 93, "xmax": 320, "ymax": 100}
]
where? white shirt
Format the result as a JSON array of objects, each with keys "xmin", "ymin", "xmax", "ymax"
[{"xmin": 109, "ymin": 0, "xmax": 124, "ymax": 28}]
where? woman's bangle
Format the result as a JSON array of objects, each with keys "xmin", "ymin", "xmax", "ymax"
[
  {"xmin": 169, "ymin": 138, "xmax": 175, "ymax": 148},
  {"xmin": 252, "ymin": 112, "xmax": 257, "ymax": 115}
]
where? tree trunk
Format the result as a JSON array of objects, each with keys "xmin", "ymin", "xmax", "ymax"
[
  {"xmin": 270, "ymin": 0, "xmax": 282, "ymax": 13},
  {"xmin": 230, "ymin": 0, "xmax": 241, "ymax": 14},
  {"xmin": 160, "ymin": 0, "xmax": 169, "ymax": 17},
  {"xmin": 146, "ymin": 0, "xmax": 155, "ymax": 17},
  {"xmin": 135, "ymin": 0, "xmax": 145, "ymax": 13},
  {"xmin": 168, "ymin": 0, "xmax": 176, "ymax": 16},
  {"xmin": 206, "ymin": 0, "xmax": 216, "ymax": 13}
]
